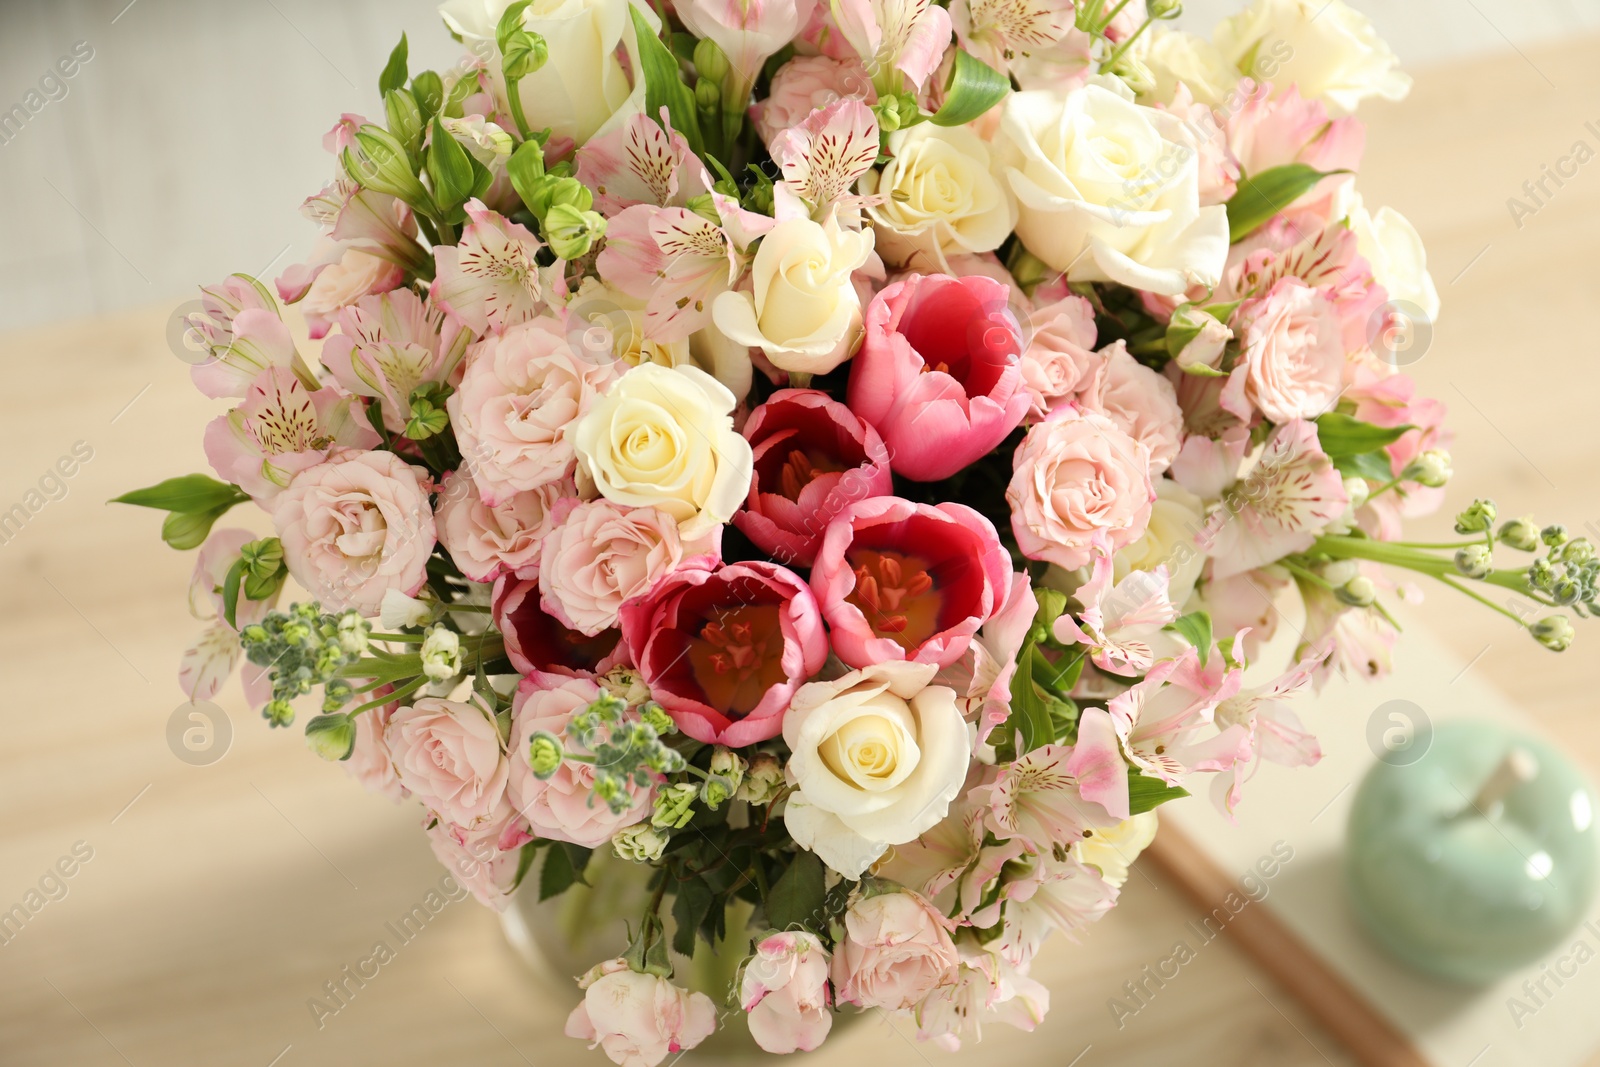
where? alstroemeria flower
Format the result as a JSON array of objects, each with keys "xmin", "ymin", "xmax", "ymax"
[
  {"xmin": 575, "ymin": 113, "xmax": 709, "ymax": 215},
  {"xmin": 974, "ymin": 743, "xmax": 1120, "ymax": 851},
  {"xmin": 677, "ymin": 0, "xmax": 819, "ymax": 99},
  {"xmin": 1052, "ymin": 534, "xmax": 1178, "ymax": 677},
  {"xmin": 846, "ymin": 273, "xmax": 1029, "ymax": 482},
  {"xmin": 811, "ymin": 496, "xmax": 1011, "ymax": 670},
  {"xmin": 878, "ymin": 795, "xmax": 1028, "ymax": 923},
  {"xmin": 321, "ymin": 287, "xmax": 472, "ymax": 434},
  {"xmin": 185, "ymin": 275, "xmax": 286, "ymax": 399},
  {"xmin": 203, "ymin": 367, "xmax": 380, "ymax": 502},
  {"xmin": 619, "ymin": 561, "xmax": 827, "ymax": 746},
  {"xmin": 178, "ymin": 527, "xmax": 279, "ymax": 702},
  {"xmin": 768, "ymin": 97, "xmax": 880, "ymax": 218},
  {"xmin": 734, "ymin": 389, "xmax": 893, "ymax": 567},
  {"xmin": 987, "ymin": 852, "xmax": 1119, "ymax": 968},
  {"xmin": 914, "ymin": 945, "xmax": 1052, "ymax": 1051},
  {"xmin": 431, "ymin": 200, "xmax": 548, "ymax": 336},
  {"xmin": 936, "ymin": 570, "xmax": 1036, "ymax": 748},
  {"xmin": 596, "ymin": 204, "xmax": 746, "ymax": 341},
  {"xmin": 950, "ymin": 0, "xmax": 1074, "ymax": 77},
  {"xmin": 1202, "ymin": 418, "xmax": 1349, "ymax": 580},
  {"xmin": 832, "ymin": 0, "xmax": 955, "ymax": 93}
]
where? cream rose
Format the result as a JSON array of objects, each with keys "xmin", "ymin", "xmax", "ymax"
[
  {"xmin": 1113, "ymin": 479, "xmax": 1207, "ymax": 608},
  {"xmin": 438, "ymin": 0, "xmax": 648, "ymax": 146},
  {"xmin": 996, "ymin": 84, "xmax": 1230, "ymax": 296},
  {"xmin": 1347, "ymin": 194, "xmax": 1439, "ymax": 322},
  {"xmin": 572, "ymin": 363, "xmax": 753, "ymax": 539},
  {"xmin": 711, "ymin": 212, "xmax": 874, "ymax": 375},
  {"xmin": 1213, "ymin": 0, "xmax": 1410, "ymax": 116},
  {"xmin": 860, "ymin": 123, "xmax": 1016, "ymax": 272},
  {"xmin": 1143, "ymin": 28, "xmax": 1238, "ymax": 108},
  {"xmin": 781, "ymin": 662, "xmax": 969, "ymax": 880}
]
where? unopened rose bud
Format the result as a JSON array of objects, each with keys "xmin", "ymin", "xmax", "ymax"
[
  {"xmin": 735, "ymin": 752, "xmax": 785, "ymax": 805},
  {"xmin": 1336, "ymin": 575, "xmax": 1378, "ymax": 607},
  {"xmin": 652, "ymin": 783, "xmax": 698, "ymax": 830},
  {"xmin": 1532, "ymin": 615, "xmax": 1575, "ymax": 651},
  {"xmin": 1498, "ymin": 517, "xmax": 1541, "ymax": 552},
  {"xmin": 612, "ymin": 822, "xmax": 668, "ymax": 863},
  {"xmin": 305, "ymin": 713, "xmax": 356, "ymax": 761},
  {"xmin": 420, "ymin": 626, "xmax": 463, "ymax": 681},
  {"xmin": 1403, "ymin": 449, "xmax": 1452, "ymax": 488},
  {"xmin": 1455, "ymin": 544, "xmax": 1493, "ymax": 579}
]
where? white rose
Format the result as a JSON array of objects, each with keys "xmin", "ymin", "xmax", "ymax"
[
  {"xmin": 438, "ymin": 0, "xmax": 648, "ymax": 145},
  {"xmin": 1143, "ymin": 28, "xmax": 1237, "ymax": 108},
  {"xmin": 996, "ymin": 85, "xmax": 1230, "ymax": 296},
  {"xmin": 1113, "ymin": 478, "xmax": 1207, "ymax": 609},
  {"xmin": 782, "ymin": 662, "xmax": 969, "ymax": 880},
  {"xmin": 859, "ymin": 123, "xmax": 1017, "ymax": 271},
  {"xmin": 1213, "ymin": 0, "xmax": 1410, "ymax": 116},
  {"xmin": 572, "ymin": 362, "xmax": 753, "ymax": 539},
  {"xmin": 711, "ymin": 212, "xmax": 874, "ymax": 375},
  {"xmin": 1347, "ymin": 194, "xmax": 1439, "ymax": 323}
]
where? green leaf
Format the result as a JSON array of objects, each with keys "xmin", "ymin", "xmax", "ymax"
[
  {"xmin": 379, "ymin": 33, "xmax": 409, "ymax": 96},
  {"xmin": 1226, "ymin": 164, "xmax": 1345, "ymax": 242},
  {"xmin": 671, "ymin": 878, "xmax": 714, "ymax": 957},
  {"xmin": 442, "ymin": 72, "xmax": 478, "ymax": 119},
  {"xmin": 1128, "ymin": 770, "xmax": 1189, "ymax": 815},
  {"xmin": 495, "ymin": 0, "xmax": 533, "ymax": 47},
  {"xmin": 410, "ymin": 70, "xmax": 444, "ymax": 120},
  {"xmin": 1163, "ymin": 611, "xmax": 1213, "ymax": 667},
  {"xmin": 931, "ymin": 49, "xmax": 1011, "ymax": 128},
  {"xmin": 112, "ymin": 473, "xmax": 247, "ymax": 514},
  {"xmin": 506, "ymin": 140, "xmax": 548, "ymax": 214},
  {"xmin": 1314, "ymin": 412, "xmax": 1413, "ymax": 458},
  {"xmin": 1007, "ymin": 644, "xmax": 1056, "ymax": 754},
  {"xmin": 159, "ymin": 507, "xmax": 226, "ymax": 551},
  {"xmin": 508, "ymin": 840, "xmax": 540, "ymax": 893},
  {"xmin": 765, "ymin": 850, "xmax": 826, "ymax": 932},
  {"xmin": 539, "ymin": 841, "xmax": 591, "ymax": 901},
  {"xmin": 1333, "ymin": 450, "xmax": 1397, "ymax": 484},
  {"xmin": 220, "ymin": 558, "xmax": 245, "ymax": 630},
  {"xmin": 627, "ymin": 5, "xmax": 703, "ymax": 156},
  {"xmin": 427, "ymin": 117, "xmax": 477, "ymax": 212}
]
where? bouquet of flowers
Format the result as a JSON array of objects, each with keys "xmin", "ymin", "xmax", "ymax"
[{"xmin": 119, "ymin": 0, "xmax": 1595, "ymax": 1059}]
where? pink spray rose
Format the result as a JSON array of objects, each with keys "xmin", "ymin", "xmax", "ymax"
[
  {"xmin": 506, "ymin": 671, "xmax": 653, "ymax": 849},
  {"xmin": 1020, "ymin": 294, "xmax": 1103, "ymax": 420},
  {"xmin": 1007, "ymin": 408, "xmax": 1155, "ymax": 571},
  {"xmin": 741, "ymin": 931, "xmax": 834, "ymax": 1054},
  {"xmin": 1223, "ymin": 277, "xmax": 1345, "ymax": 424},
  {"xmin": 434, "ymin": 469, "xmax": 572, "ymax": 582},
  {"xmin": 425, "ymin": 820, "xmax": 522, "ymax": 911},
  {"xmin": 752, "ymin": 54, "xmax": 876, "ymax": 146},
  {"xmin": 831, "ymin": 889, "xmax": 960, "ymax": 1011},
  {"xmin": 619, "ymin": 561, "xmax": 827, "ymax": 747},
  {"xmin": 492, "ymin": 574, "xmax": 622, "ymax": 676},
  {"xmin": 384, "ymin": 697, "xmax": 510, "ymax": 836},
  {"xmin": 345, "ymin": 687, "xmax": 407, "ymax": 803},
  {"xmin": 566, "ymin": 959, "xmax": 717, "ymax": 1067},
  {"xmin": 272, "ymin": 449, "xmax": 436, "ymax": 618},
  {"xmin": 847, "ymin": 273, "xmax": 1029, "ymax": 482},
  {"xmin": 734, "ymin": 389, "xmax": 893, "ymax": 567},
  {"xmin": 1096, "ymin": 342, "xmax": 1184, "ymax": 474},
  {"xmin": 810, "ymin": 496, "xmax": 1011, "ymax": 670},
  {"xmin": 447, "ymin": 315, "xmax": 617, "ymax": 505},
  {"xmin": 539, "ymin": 499, "xmax": 707, "ymax": 637}
]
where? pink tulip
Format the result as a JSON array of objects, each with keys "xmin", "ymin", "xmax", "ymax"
[
  {"xmin": 810, "ymin": 496, "xmax": 1010, "ymax": 670},
  {"xmin": 846, "ymin": 273, "xmax": 1028, "ymax": 481},
  {"xmin": 734, "ymin": 389, "xmax": 893, "ymax": 567},
  {"xmin": 619, "ymin": 561, "xmax": 827, "ymax": 746},
  {"xmin": 492, "ymin": 574, "xmax": 621, "ymax": 676}
]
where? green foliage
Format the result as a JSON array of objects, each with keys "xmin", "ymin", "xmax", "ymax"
[
  {"xmin": 1163, "ymin": 611, "xmax": 1213, "ymax": 666},
  {"xmin": 379, "ymin": 33, "xmax": 409, "ymax": 96},
  {"xmin": 539, "ymin": 842, "xmax": 592, "ymax": 901},
  {"xmin": 765, "ymin": 850, "xmax": 825, "ymax": 932},
  {"xmin": 1314, "ymin": 412, "xmax": 1413, "ymax": 457},
  {"xmin": 112, "ymin": 473, "xmax": 250, "ymax": 550},
  {"xmin": 627, "ymin": 5, "xmax": 703, "ymax": 155},
  {"xmin": 1226, "ymin": 164, "xmax": 1346, "ymax": 242},
  {"xmin": 1128, "ymin": 770, "xmax": 1189, "ymax": 814},
  {"xmin": 931, "ymin": 50, "xmax": 1010, "ymax": 127}
]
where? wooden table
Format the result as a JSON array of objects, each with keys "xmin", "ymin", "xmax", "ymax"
[{"xmin": 4, "ymin": 35, "xmax": 1599, "ymax": 1067}]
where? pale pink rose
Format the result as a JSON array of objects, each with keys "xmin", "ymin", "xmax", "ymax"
[
  {"xmin": 385, "ymin": 697, "xmax": 510, "ymax": 834},
  {"xmin": 1020, "ymin": 295, "xmax": 1103, "ymax": 420},
  {"xmin": 566, "ymin": 959, "xmax": 717, "ymax": 1067},
  {"xmin": 1160, "ymin": 83, "xmax": 1239, "ymax": 206},
  {"xmin": 424, "ymin": 820, "xmax": 521, "ymax": 911},
  {"xmin": 538, "ymin": 499, "xmax": 697, "ymax": 637},
  {"xmin": 1096, "ymin": 342, "xmax": 1184, "ymax": 475},
  {"xmin": 434, "ymin": 469, "xmax": 572, "ymax": 582},
  {"xmin": 346, "ymin": 689, "xmax": 408, "ymax": 803},
  {"xmin": 506, "ymin": 671, "xmax": 653, "ymax": 848},
  {"xmin": 741, "ymin": 931, "xmax": 833, "ymax": 1054},
  {"xmin": 1223, "ymin": 277, "xmax": 1344, "ymax": 424},
  {"xmin": 298, "ymin": 247, "xmax": 404, "ymax": 339},
  {"xmin": 753, "ymin": 54, "xmax": 876, "ymax": 146},
  {"xmin": 272, "ymin": 449, "xmax": 436, "ymax": 618},
  {"xmin": 1007, "ymin": 408, "xmax": 1155, "ymax": 571},
  {"xmin": 831, "ymin": 889, "xmax": 960, "ymax": 1011},
  {"xmin": 447, "ymin": 316, "xmax": 617, "ymax": 505}
]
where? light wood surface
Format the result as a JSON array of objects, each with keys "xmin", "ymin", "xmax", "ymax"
[{"xmin": 4, "ymin": 34, "xmax": 1600, "ymax": 1067}]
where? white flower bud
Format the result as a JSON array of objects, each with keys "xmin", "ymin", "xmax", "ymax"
[
  {"xmin": 735, "ymin": 752, "xmax": 785, "ymax": 806},
  {"xmin": 1404, "ymin": 449, "xmax": 1452, "ymax": 488},
  {"xmin": 420, "ymin": 626, "xmax": 464, "ymax": 681},
  {"xmin": 612, "ymin": 822, "xmax": 669, "ymax": 863}
]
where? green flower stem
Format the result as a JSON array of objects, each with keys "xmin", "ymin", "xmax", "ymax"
[
  {"xmin": 350, "ymin": 675, "xmax": 428, "ymax": 715},
  {"xmin": 1432, "ymin": 574, "xmax": 1534, "ymax": 628},
  {"xmin": 1312, "ymin": 535, "xmax": 1542, "ymax": 626},
  {"xmin": 1104, "ymin": 16, "xmax": 1155, "ymax": 68},
  {"xmin": 368, "ymin": 632, "xmax": 428, "ymax": 643},
  {"xmin": 1385, "ymin": 540, "xmax": 1488, "ymax": 550},
  {"xmin": 1280, "ymin": 557, "xmax": 1336, "ymax": 589}
]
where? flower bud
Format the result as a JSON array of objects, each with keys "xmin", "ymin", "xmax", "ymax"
[
  {"xmin": 1335, "ymin": 575, "xmax": 1378, "ymax": 607},
  {"xmin": 693, "ymin": 37, "xmax": 730, "ymax": 86},
  {"xmin": 1454, "ymin": 498, "xmax": 1497, "ymax": 534},
  {"xmin": 527, "ymin": 729, "xmax": 565, "ymax": 779},
  {"xmin": 695, "ymin": 77, "xmax": 722, "ymax": 113},
  {"xmin": 612, "ymin": 822, "xmax": 669, "ymax": 863},
  {"xmin": 1532, "ymin": 615, "xmax": 1575, "ymax": 651},
  {"xmin": 640, "ymin": 701, "xmax": 676, "ymax": 736},
  {"xmin": 545, "ymin": 203, "xmax": 606, "ymax": 260},
  {"xmin": 336, "ymin": 611, "xmax": 370, "ymax": 654},
  {"xmin": 1454, "ymin": 544, "xmax": 1493, "ymax": 579},
  {"xmin": 1167, "ymin": 304, "xmax": 1231, "ymax": 373},
  {"xmin": 709, "ymin": 747, "xmax": 747, "ymax": 795},
  {"xmin": 1342, "ymin": 476, "xmax": 1371, "ymax": 513},
  {"xmin": 420, "ymin": 625, "xmax": 463, "ymax": 681},
  {"xmin": 384, "ymin": 88, "xmax": 424, "ymax": 157},
  {"xmin": 1149, "ymin": 0, "xmax": 1184, "ymax": 17},
  {"xmin": 652, "ymin": 782, "xmax": 699, "ymax": 830},
  {"xmin": 735, "ymin": 752, "xmax": 785, "ymax": 805},
  {"xmin": 700, "ymin": 776, "xmax": 734, "ymax": 811},
  {"xmin": 345, "ymin": 127, "xmax": 430, "ymax": 207},
  {"xmin": 1498, "ymin": 517, "xmax": 1541, "ymax": 552},
  {"xmin": 1560, "ymin": 538, "xmax": 1596, "ymax": 566},
  {"xmin": 305, "ymin": 713, "xmax": 356, "ymax": 761},
  {"xmin": 1542, "ymin": 524, "xmax": 1569, "ymax": 547},
  {"xmin": 1105, "ymin": 54, "xmax": 1155, "ymax": 96},
  {"xmin": 1403, "ymin": 449, "xmax": 1452, "ymax": 488}
]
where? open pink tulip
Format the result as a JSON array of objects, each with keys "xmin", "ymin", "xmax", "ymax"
[
  {"xmin": 847, "ymin": 273, "xmax": 1028, "ymax": 481},
  {"xmin": 734, "ymin": 389, "xmax": 893, "ymax": 567},
  {"xmin": 810, "ymin": 496, "xmax": 1010, "ymax": 670},
  {"xmin": 619, "ymin": 561, "xmax": 827, "ymax": 746}
]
